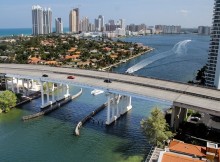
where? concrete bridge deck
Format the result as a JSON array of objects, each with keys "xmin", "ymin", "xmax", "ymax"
[{"xmin": 1, "ymin": 64, "xmax": 220, "ymax": 116}]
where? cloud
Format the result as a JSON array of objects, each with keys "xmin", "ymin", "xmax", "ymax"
[{"xmin": 179, "ymin": 9, "xmax": 190, "ymax": 16}]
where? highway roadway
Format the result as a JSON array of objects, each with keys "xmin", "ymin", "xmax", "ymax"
[{"xmin": 1, "ymin": 64, "xmax": 220, "ymax": 116}]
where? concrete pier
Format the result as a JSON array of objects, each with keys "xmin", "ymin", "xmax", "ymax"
[{"xmin": 106, "ymin": 93, "xmax": 132, "ymax": 125}]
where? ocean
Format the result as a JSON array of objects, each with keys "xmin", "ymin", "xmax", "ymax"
[{"xmin": 0, "ymin": 28, "xmax": 69, "ymax": 37}]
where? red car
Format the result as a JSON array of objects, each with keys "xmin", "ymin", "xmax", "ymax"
[{"xmin": 67, "ymin": 75, "xmax": 75, "ymax": 79}]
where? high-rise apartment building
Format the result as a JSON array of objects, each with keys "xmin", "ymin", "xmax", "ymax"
[
  {"xmin": 98, "ymin": 15, "xmax": 105, "ymax": 31},
  {"xmin": 205, "ymin": 0, "xmax": 220, "ymax": 88},
  {"xmin": 55, "ymin": 18, "xmax": 63, "ymax": 34},
  {"xmin": 155, "ymin": 25, "xmax": 181, "ymax": 34},
  {"xmin": 69, "ymin": 8, "xmax": 79, "ymax": 33},
  {"xmin": 79, "ymin": 17, "xmax": 89, "ymax": 32},
  {"xmin": 94, "ymin": 19, "xmax": 99, "ymax": 31},
  {"xmin": 32, "ymin": 5, "xmax": 43, "ymax": 35},
  {"xmin": 119, "ymin": 19, "xmax": 126, "ymax": 29},
  {"xmin": 94, "ymin": 15, "xmax": 104, "ymax": 31},
  {"xmin": 198, "ymin": 26, "xmax": 211, "ymax": 35},
  {"xmin": 43, "ymin": 8, "xmax": 52, "ymax": 34},
  {"xmin": 32, "ymin": 5, "xmax": 52, "ymax": 35}
]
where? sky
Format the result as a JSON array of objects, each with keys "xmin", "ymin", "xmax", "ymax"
[{"xmin": 0, "ymin": 0, "xmax": 213, "ymax": 28}]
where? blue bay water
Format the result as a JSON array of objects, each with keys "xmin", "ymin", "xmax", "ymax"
[
  {"xmin": 114, "ymin": 34, "xmax": 209, "ymax": 83},
  {"xmin": 0, "ymin": 32, "xmax": 210, "ymax": 162}
]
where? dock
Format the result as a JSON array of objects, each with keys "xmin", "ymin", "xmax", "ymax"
[{"xmin": 22, "ymin": 89, "xmax": 82, "ymax": 121}]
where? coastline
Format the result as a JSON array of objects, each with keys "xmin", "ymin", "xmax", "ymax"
[{"xmin": 101, "ymin": 46, "xmax": 154, "ymax": 71}]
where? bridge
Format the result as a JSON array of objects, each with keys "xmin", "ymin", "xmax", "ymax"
[{"xmin": 1, "ymin": 64, "xmax": 220, "ymax": 129}]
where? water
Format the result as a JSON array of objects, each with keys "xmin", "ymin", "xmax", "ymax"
[
  {"xmin": 114, "ymin": 34, "xmax": 209, "ymax": 82},
  {"xmin": 0, "ymin": 34, "xmax": 210, "ymax": 162},
  {"xmin": 0, "ymin": 28, "xmax": 69, "ymax": 37},
  {"xmin": 126, "ymin": 39, "xmax": 192, "ymax": 73}
]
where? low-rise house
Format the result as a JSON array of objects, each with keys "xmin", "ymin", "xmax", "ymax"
[
  {"xmin": 65, "ymin": 55, "xmax": 80, "ymax": 61},
  {"xmin": 110, "ymin": 54, "xmax": 118, "ymax": 60},
  {"xmin": 28, "ymin": 57, "xmax": 41, "ymax": 64},
  {"xmin": 45, "ymin": 61, "xmax": 58, "ymax": 65},
  {"xmin": 28, "ymin": 47, "xmax": 39, "ymax": 51},
  {"xmin": 68, "ymin": 47, "xmax": 77, "ymax": 53},
  {"xmin": 103, "ymin": 47, "xmax": 112, "ymax": 52},
  {"xmin": 156, "ymin": 140, "xmax": 220, "ymax": 162},
  {"xmin": 77, "ymin": 60, "xmax": 91, "ymax": 67},
  {"xmin": 90, "ymin": 49, "xmax": 98, "ymax": 53},
  {"xmin": 41, "ymin": 40, "xmax": 55, "ymax": 46}
]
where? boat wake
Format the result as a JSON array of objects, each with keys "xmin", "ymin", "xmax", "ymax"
[{"xmin": 126, "ymin": 39, "xmax": 191, "ymax": 73}]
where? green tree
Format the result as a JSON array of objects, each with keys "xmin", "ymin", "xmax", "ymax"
[
  {"xmin": 196, "ymin": 65, "xmax": 207, "ymax": 85},
  {"xmin": 140, "ymin": 107, "xmax": 174, "ymax": 148},
  {"xmin": 0, "ymin": 90, "xmax": 17, "ymax": 112}
]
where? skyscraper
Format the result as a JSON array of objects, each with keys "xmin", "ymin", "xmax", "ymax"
[
  {"xmin": 32, "ymin": 5, "xmax": 52, "ymax": 35},
  {"xmin": 79, "ymin": 17, "xmax": 89, "ymax": 32},
  {"xmin": 98, "ymin": 15, "xmax": 105, "ymax": 31},
  {"xmin": 94, "ymin": 15, "xmax": 104, "ymax": 32},
  {"xmin": 55, "ymin": 18, "xmax": 63, "ymax": 34},
  {"xmin": 198, "ymin": 26, "xmax": 211, "ymax": 35},
  {"xmin": 43, "ymin": 8, "xmax": 52, "ymax": 34},
  {"xmin": 119, "ymin": 19, "xmax": 126, "ymax": 29},
  {"xmin": 205, "ymin": 0, "xmax": 220, "ymax": 88},
  {"xmin": 69, "ymin": 8, "xmax": 79, "ymax": 33},
  {"xmin": 32, "ymin": 5, "xmax": 43, "ymax": 35}
]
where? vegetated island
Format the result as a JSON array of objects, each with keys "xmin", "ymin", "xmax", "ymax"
[{"xmin": 0, "ymin": 34, "xmax": 153, "ymax": 70}]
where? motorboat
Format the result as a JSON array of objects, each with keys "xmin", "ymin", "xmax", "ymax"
[{"xmin": 91, "ymin": 89, "xmax": 104, "ymax": 95}]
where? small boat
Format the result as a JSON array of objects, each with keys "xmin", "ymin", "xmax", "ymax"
[{"xmin": 91, "ymin": 89, "xmax": 104, "ymax": 95}]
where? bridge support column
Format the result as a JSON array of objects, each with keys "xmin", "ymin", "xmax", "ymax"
[
  {"xmin": 16, "ymin": 78, "xmax": 20, "ymax": 94},
  {"xmin": 106, "ymin": 93, "xmax": 132, "ymax": 125},
  {"xmin": 27, "ymin": 80, "xmax": 30, "ymax": 95},
  {"xmin": 52, "ymin": 83, "xmax": 55, "ymax": 102},
  {"xmin": 64, "ymin": 84, "xmax": 70, "ymax": 98},
  {"xmin": 41, "ymin": 81, "xmax": 54, "ymax": 108},
  {"xmin": 5, "ymin": 78, "xmax": 8, "ymax": 90},
  {"xmin": 40, "ymin": 81, "xmax": 45, "ymax": 107},
  {"xmin": 171, "ymin": 106, "xmax": 187, "ymax": 131},
  {"xmin": 11, "ymin": 77, "xmax": 15, "ymax": 92},
  {"xmin": 46, "ymin": 82, "xmax": 50, "ymax": 103},
  {"xmin": 107, "ymin": 93, "xmax": 111, "ymax": 124},
  {"xmin": 30, "ymin": 79, "xmax": 34, "ymax": 89},
  {"xmin": 57, "ymin": 84, "xmax": 64, "ymax": 101},
  {"xmin": 22, "ymin": 79, "xmax": 25, "ymax": 95}
]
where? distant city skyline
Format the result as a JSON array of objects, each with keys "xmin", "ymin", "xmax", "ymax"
[{"xmin": 0, "ymin": 0, "xmax": 213, "ymax": 28}]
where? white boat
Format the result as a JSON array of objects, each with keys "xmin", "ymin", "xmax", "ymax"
[{"xmin": 91, "ymin": 89, "xmax": 104, "ymax": 95}]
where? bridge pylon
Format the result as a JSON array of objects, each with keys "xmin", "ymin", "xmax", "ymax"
[
  {"xmin": 40, "ymin": 82, "xmax": 70, "ymax": 109},
  {"xmin": 170, "ymin": 105, "xmax": 188, "ymax": 131},
  {"xmin": 106, "ymin": 92, "xmax": 132, "ymax": 125}
]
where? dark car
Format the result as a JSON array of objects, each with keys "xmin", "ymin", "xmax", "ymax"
[
  {"xmin": 104, "ymin": 79, "xmax": 112, "ymax": 83},
  {"xmin": 190, "ymin": 117, "xmax": 200, "ymax": 122},
  {"xmin": 42, "ymin": 74, "xmax": 48, "ymax": 77},
  {"xmin": 67, "ymin": 75, "xmax": 75, "ymax": 79}
]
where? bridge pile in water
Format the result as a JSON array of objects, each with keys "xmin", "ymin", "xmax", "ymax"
[{"xmin": 22, "ymin": 89, "xmax": 82, "ymax": 121}]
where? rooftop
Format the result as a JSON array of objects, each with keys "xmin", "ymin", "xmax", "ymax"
[
  {"xmin": 161, "ymin": 152, "xmax": 205, "ymax": 162},
  {"xmin": 169, "ymin": 140, "xmax": 206, "ymax": 157}
]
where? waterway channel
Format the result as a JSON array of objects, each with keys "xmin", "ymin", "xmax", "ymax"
[{"xmin": 0, "ymin": 34, "xmax": 209, "ymax": 162}]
